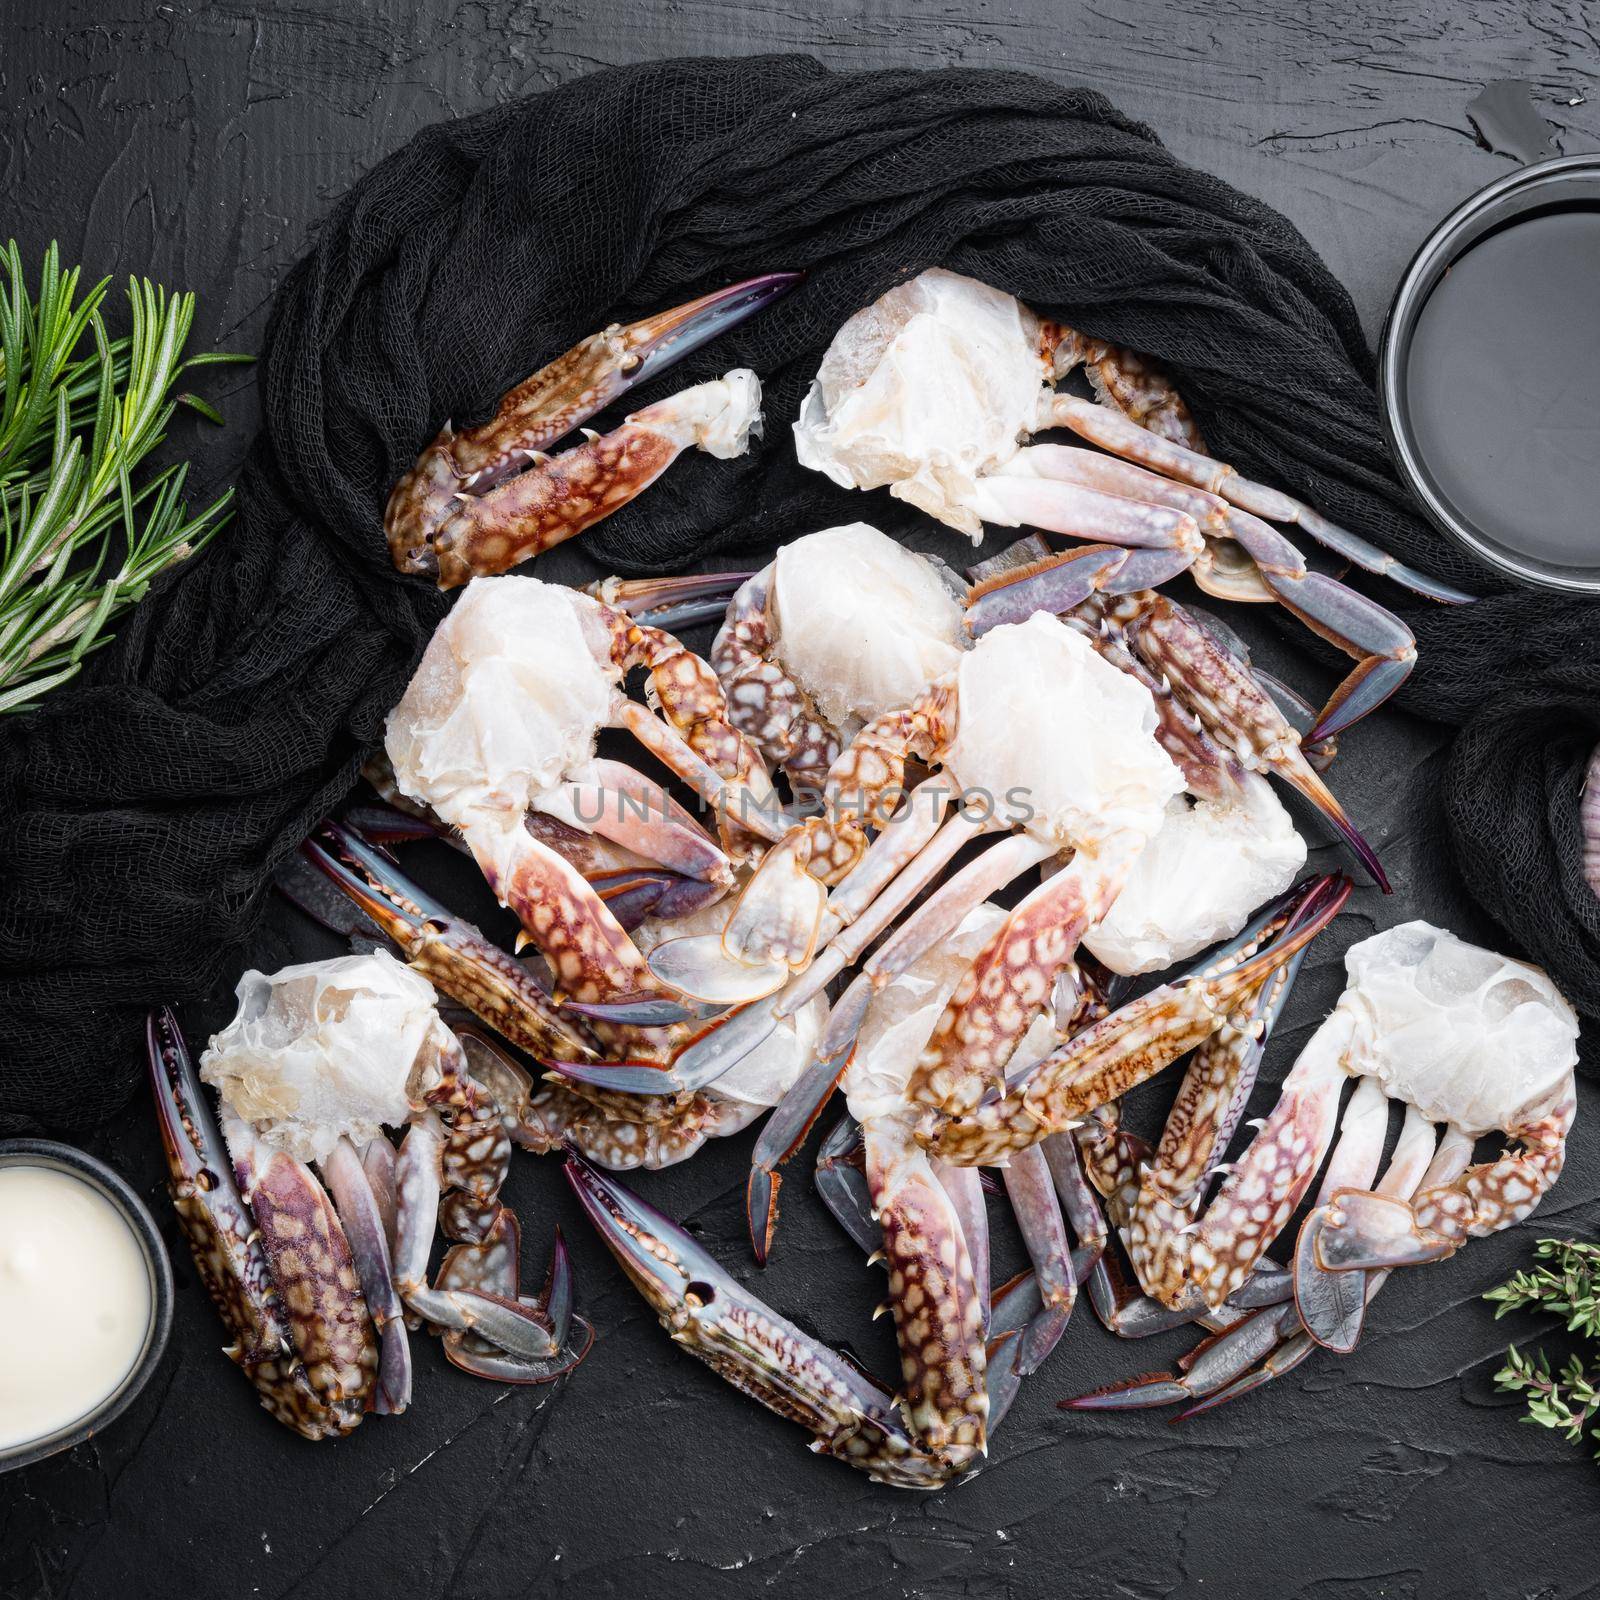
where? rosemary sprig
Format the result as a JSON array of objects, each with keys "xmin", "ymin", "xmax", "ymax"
[
  {"xmin": 0, "ymin": 240, "xmax": 248, "ymax": 714},
  {"xmin": 1486, "ymin": 1238, "xmax": 1600, "ymax": 1459}
]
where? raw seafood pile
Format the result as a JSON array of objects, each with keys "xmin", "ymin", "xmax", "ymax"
[{"xmin": 152, "ymin": 270, "xmax": 1579, "ymax": 1487}]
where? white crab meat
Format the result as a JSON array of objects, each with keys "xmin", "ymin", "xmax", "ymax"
[
  {"xmin": 201, "ymin": 950, "xmax": 442, "ymax": 1164},
  {"xmin": 794, "ymin": 270, "xmax": 1051, "ymax": 540},
  {"xmin": 1085, "ymin": 776, "xmax": 1307, "ymax": 976},
  {"xmin": 634, "ymin": 903, "xmax": 828, "ymax": 1109},
  {"xmin": 385, "ymin": 575, "xmax": 617, "ymax": 834},
  {"xmin": 769, "ymin": 523, "xmax": 966, "ymax": 730},
  {"xmin": 660, "ymin": 368, "xmax": 764, "ymax": 459},
  {"xmin": 940, "ymin": 612, "xmax": 1183, "ymax": 854},
  {"xmin": 1338, "ymin": 922, "xmax": 1580, "ymax": 1135}
]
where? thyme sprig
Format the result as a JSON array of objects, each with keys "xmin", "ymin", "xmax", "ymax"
[
  {"xmin": 0, "ymin": 240, "xmax": 248, "ymax": 714},
  {"xmin": 1486, "ymin": 1238, "xmax": 1600, "ymax": 1458}
]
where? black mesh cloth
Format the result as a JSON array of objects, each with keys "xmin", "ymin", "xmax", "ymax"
[{"xmin": 2, "ymin": 55, "xmax": 1596, "ymax": 1133}]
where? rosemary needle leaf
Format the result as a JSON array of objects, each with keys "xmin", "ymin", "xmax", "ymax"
[{"xmin": 0, "ymin": 241, "xmax": 243, "ymax": 713}]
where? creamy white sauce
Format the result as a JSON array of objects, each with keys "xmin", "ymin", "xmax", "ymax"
[{"xmin": 0, "ymin": 1166, "xmax": 152, "ymax": 1451}]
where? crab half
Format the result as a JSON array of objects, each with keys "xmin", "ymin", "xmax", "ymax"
[
  {"xmin": 1063, "ymin": 920, "xmax": 1580, "ymax": 1415},
  {"xmin": 149, "ymin": 953, "xmax": 591, "ymax": 1438}
]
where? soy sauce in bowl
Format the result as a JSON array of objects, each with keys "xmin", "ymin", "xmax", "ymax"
[{"xmin": 1381, "ymin": 156, "xmax": 1600, "ymax": 591}]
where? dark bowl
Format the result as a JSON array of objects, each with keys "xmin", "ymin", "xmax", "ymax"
[
  {"xmin": 1379, "ymin": 152, "xmax": 1600, "ymax": 592},
  {"xmin": 0, "ymin": 1139, "xmax": 174, "ymax": 1473}
]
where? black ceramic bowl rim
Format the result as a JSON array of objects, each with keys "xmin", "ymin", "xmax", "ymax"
[
  {"xmin": 1379, "ymin": 151, "xmax": 1600, "ymax": 593},
  {"xmin": 0, "ymin": 1139, "xmax": 174, "ymax": 1474}
]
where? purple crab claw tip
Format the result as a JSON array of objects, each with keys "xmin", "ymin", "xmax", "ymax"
[{"xmin": 626, "ymin": 272, "xmax": 803, "ymax": 385}]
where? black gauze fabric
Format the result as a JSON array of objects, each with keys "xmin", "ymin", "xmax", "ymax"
[{"xmin": 2, "ymin": 55, "xmax": 1597, "ymax": 1133}]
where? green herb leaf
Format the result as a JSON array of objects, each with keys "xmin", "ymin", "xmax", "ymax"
[
  {"xmin": 0, "ymin": 242, "xmax": 246, "ymax": 711},
  {"xmin": 1488, "ymin": 1238, "xmax": 1600, "ymax": 1462}
]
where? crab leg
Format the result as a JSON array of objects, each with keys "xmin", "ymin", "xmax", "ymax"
[
  {"xmin": 1169, "ymin": 1126, "xmax": 1468, "ymax": 1418},
  {"xmin": 1045, "ymin": 397, "xmax": 1436, "ymax": 741},
  {"xmin": 320, "ymin": 1136, "xmax": 413, "ymax": 1415},
  {"xmin": 588, "ymin": 568, "xmax": 752, "ymax": 633},
  {"xmin": 433, "ymin": 1213, "xmax": 595, "ymax": 1383},
  {"xmin": 613, "ymin": 700, "xmax": 786, "ymax": 852},
  {"xmin": 1110, "ymin": 591, "xmax": 1389, "ymax": 889},
  {"xmin": 388, "ymin": 272, "xmax": 799, "ymax": 584},
  {"xmin": 554, "ymin": 759, "xmax": 731, "ymax": 888},
  {"xmin": 655, "ymin": 781, "xmax": 974, "ymax": 1009},
  {"xmin": 926, "ymin": 873, "xmax": 1351, "ymax": 1166},
  {"xmin": 359, "ymin": 1135, "xmax": 401, "ymax": 1253},
  {"xmin": 746, "ymin": 1042, "xmax": 853, "ymax": 1263},
  {"xmin": 964, "ymin": 468, "xmax": 1205, "ymax": 555},
  {"xmin": 1306, "ymin": 1087, "xmax": 1575, "ymax": 1290},
  {"xmin": 566, "ymin": 1152, "xmax": 980, "ymax": 1489},
  {"xmin": 999, "ymin": 1146, "xmax": 1077, "ymax": 1373},
  {"xmin": 146, "ymin": 1009, "xmax": 367, "ymax": 1440},
  {"xmin": 1061, "ymin": 1081, "xmax": 1387, "ymax": 1417},
  {"xmin": 1047, "ymin": 393, "xmax": 1474, "ymax": 603},
  {"xmin": 391, "ymin": 1114, "xmax": 581, "ymax": 1364},
  {"xmin": 303, "ymin": 820, "xmax": 601, "ymax": 1061},
  {"xmin": 1119, "ymin": 1114, "xmax": 1472, "ymax": 1419}
]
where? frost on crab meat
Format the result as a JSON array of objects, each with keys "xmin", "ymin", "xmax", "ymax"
[
  {"xmin": 149, "ymin": 952, "xmax": 592, "ymax": 1439},
  {"xmin": 795, "ymin": 265, "xmax": 1461, "ymax": 748}
]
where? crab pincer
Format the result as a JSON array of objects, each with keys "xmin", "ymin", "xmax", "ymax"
[{"xmin": 388, "ymin": 273, "xmax": 800, "ymax": 586}]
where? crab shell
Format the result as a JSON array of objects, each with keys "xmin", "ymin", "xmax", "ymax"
[
  {"xmin": 794, "ymin": 270, "xmax": 1051, "ymax": 539},
  {"xmin": 938, "ymin": 613, "xmax": 1184, "ymax": 853},
  {"xmin": 1084, "ymin": 776, "xmax": 1307, "ymax": 977},
  {"xmin": 1337, "ymin": 922, "xmax": 1580, "ymax": 1135},
  {"xmin": 201, "ymin": 950, "xmax": 443, "ymax": 1164},
  {"xmin": 767, "ymin": 522, "xmax": 966, "ymax": 732},
  {"xmin": 384, "ymin": 576, "xmax": 619, "ymax": 835}
]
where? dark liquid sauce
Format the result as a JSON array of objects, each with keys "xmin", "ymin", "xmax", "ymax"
[{"xmin": 1404, "ymin": 206, "xmax": 1600, "ymax": 573}]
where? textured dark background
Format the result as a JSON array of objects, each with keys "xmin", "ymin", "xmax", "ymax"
[{"xmin": 4, "ymin": 5, "xmax": 1600, "ymax": 1599}]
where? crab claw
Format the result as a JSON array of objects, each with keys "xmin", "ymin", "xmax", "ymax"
[
  {"xmin": 147, "ymin": 1008, "xmax": 366, "ymax": 1440},
  {"xmin": 303, "ymin": 819, "xmax": 599, "ymax": 1064},
  {"xmin": 1309, "ymin": 1189, "xmax": 1457, "ymax": 1275},
  {"xmin": 564, "ymin": 1153, "xmax": 969, "ymax": 1489},
  {"xmin": 587, "ymin": 569, "xmax": 752, "ymax": 633},
  {"xmin": 388, "ymin": 274, "xmax": 800, "ymax": 584},
  {"xmin": 436, "ymin": 1217, "xmax": 594, "ymax": 1383},
  {"xmin": 1123, "ymin": 595, "xmax": 1390, "ymax": 891},
  {"xmin": 1060, "ymin": 1302, "xmax": 1302, "ymax": 1414},
  {"xmin": 1292, "ymin": 1205, "xmax": 1371, "ymax": 1354},
  {"xmin": 747, "ymin": 1044, "xmax": 854, "ymax": 1264}
]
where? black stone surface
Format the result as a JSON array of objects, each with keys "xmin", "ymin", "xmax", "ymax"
[{"xmin": 3, "ymin": 7, "xmax": 1599, "ymax": 1598}]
